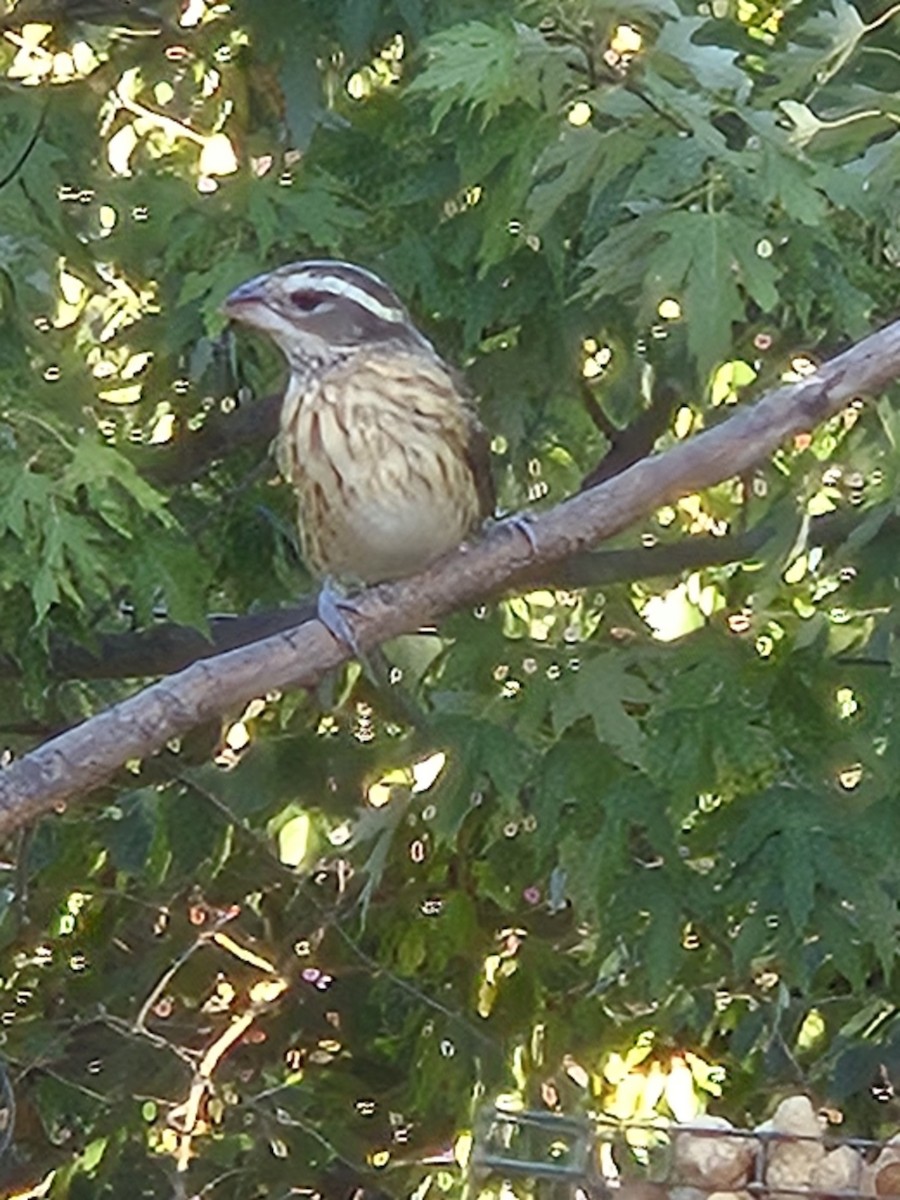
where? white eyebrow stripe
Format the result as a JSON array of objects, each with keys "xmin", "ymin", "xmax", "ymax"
[{"xmin": 293, "ymin": 275, "xmax": 406, "ymax": 324}]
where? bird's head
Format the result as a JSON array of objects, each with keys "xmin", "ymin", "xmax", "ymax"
[{"xmin": 223, "ymin": 259, "xmax": 434, "ymax": 372}]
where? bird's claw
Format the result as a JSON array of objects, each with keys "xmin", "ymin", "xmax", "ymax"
[
  {"xmin": 317, "ymin": 579, "xmax": 363, "ymax": 656},
  {"xmin": 496, "ymin": 511, "xmax": 538, "ymax": 555}
]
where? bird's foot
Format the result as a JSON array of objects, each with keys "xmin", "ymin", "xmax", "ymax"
[
  {"xmin": 317, "ymin": 578, "xmax": 363, "ymax": 656},
  {"xmin": 494, "ymin": 510, "xmax": 538, "ymax": 555}
]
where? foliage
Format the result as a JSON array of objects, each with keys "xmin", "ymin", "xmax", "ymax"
[{"xmin": 0, "ymin": 0, "xmax": 897, "ymax": 1195}]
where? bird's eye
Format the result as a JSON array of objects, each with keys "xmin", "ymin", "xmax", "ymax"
[{"xmin": 290, "ymin": 289, "xmax": 324, "ymax": 313}]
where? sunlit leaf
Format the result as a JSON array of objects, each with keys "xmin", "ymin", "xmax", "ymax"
[
  {"xmin": 277, "ymin": 812, "xmax": 311, "ymax": 867},
  {"xmin": 107, "ymin": 123, "xmax": 138, "ymax": 176}
]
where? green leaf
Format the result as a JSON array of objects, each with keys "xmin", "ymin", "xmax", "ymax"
[
  {"xmin": 729, "ymin": 228, "xmax": 780, "ymax": 311},
  {"xmin": 64, "ymin": 438, "xmax": 175, "ymax": 528},
  {"xmin": 550, "ymin": 652, "xmax": 650, "ymax": 765},
  {"xmin": 653, "ymin": 17, "xmax": 748, "ymax": 97},
  {"xmin": 270, "ymin": 171, "xmax": 366, "ymax": 249},
  {"xmin": 100, "ymin": 790, "xmax": 159, "ymax": 876},
  {"xmin": 640, "ymin": 871, "xmax": 684, "ymax": 995},
  {"xmin": 756, "ymin": 142, "xmax": 830, "ymax": 226},
  {"xmin": 796, "ymin": 0, "xmax": 866, "ymax": 86},
  {"xmin": 30, "ymin": 559, "xmax": 59, "ymax": 621},
  {"xmin": 529, "ymin": 126, "xmax": 645, "ymax": 230},
  {"xmin": 128, "ymin": 537, "xmax": 211, "ymax": 630},
  {"xmin": 0, "ymin": 467, "xmax": 51, "ymax": 540},
  {"xmin": 410, "ymin": 21, "xmax": 519, "ymax": 128},
  {"xmin": 410, "ymin": 20, "xmax": 574, "ymax": 128},
  {"xmin": 279, "ymin": 35, "xmax": 325, "ymax": 151},
  {"xmin": 781, "ymin": 827, "xmax": 816, "ymax": 933},
  {"xmin": 679, "ymin": 216, "xmax": 747, "ymax": 381}
]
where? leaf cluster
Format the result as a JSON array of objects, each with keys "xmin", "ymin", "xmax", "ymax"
[{"xmin": 0, "ymin": 0, "xmax": 898, "ymax": 1195}]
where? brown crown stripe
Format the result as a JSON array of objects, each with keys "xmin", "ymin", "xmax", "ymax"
[{"xmin": 282, "ymin": 262, "xmax": 408, "ymax": 325}]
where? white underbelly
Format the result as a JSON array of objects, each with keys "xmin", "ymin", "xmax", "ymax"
[
  {"xmin": 286, "ymin": 379, "xmax": 482, "ymax": 584},
  {"xmin": 310, "ymin": 482, "xmax": 473, "ymax": 583}
]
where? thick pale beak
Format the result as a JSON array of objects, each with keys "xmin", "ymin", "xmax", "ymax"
[{"xmin": 222, "ymin": 274, "xmax": 268, "ymax": 316}]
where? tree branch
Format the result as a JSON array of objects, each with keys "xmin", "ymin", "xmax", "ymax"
[
  {"xmin": 3, "ymin": 504, "xmax": 878, "ymax": 683},
  {"xmin": 0, "ymin": 318, "xmax": 898, "ymax": 833},
  {"xmin": 579, "ymin": 380, "xmax": 681, "ymax": 489},
  {"xmin": 135, "ymin": 392, "xmax": 281, "ymax": 486}
]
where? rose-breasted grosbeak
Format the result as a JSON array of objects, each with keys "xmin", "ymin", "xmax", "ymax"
[{"xmin": 224, "ymin": 259, "xmax": 495, "ymax": 644}]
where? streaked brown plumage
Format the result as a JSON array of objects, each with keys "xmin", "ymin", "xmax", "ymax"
[{"xmin": 223, "ymin": 260, "xmax": 493, "ymax": 590}]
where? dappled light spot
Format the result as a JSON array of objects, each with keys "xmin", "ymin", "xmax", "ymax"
[
  {"xmin": 98, "ymin": 383, "xmax": 142, "ymax": 405},
  {"xmin": 284, "ymin": 1046, "xmax": 304, "ymax": 1071},
  {"xmin": 327, "ymin": 821, "xmax": 352, "ymax": 847},
  {"xmin": 728, "ymin": 610, "xmax": 752, "ymax": 633},
  {"xmin": 277, "ymin": 811, "xmax": 311, "ymax": 867},
  {"xmin": 711, "ymin": 359, "xmax": 757, "ymax": 406},
  {"xmin": 673, "ymin": 405, "xmax": 694, "ymax": 439},
  {"xmin": 367, "ymin": 779, "xmax": 392, "ymax": 808},
  {"xmin": 568, "ymin": 101, "xmax": 592, "ymax": 127},
  {"xmin": 755, "ymin": 633, "xmax": 774, "ymax": 656},
  {"xmin": 153, "ymin": 996, "xmax": 174, "ymax": 1019},
  {"xmin": 412, "ymin": 751, "xmax": 445, "ymax": 792},
  {"xmin": 148, "ymin": 407, "xmax": 176, "ymax": 444},
  {"xmin": 658, "ymin": 297, "xmax": 682, "ymax": 320},
  {"xmin": 610, "ymin": 23, "xmax": 643, "ymax": 58},
  {"xmin": 682, "ymin": 925, "xmax": 701, "ymax": 950},
  {"xmin": 353, "ymin": 701, "xmax": 375, "ymax": 743},
  {"xmin": 642, "ymin": 582, "xmax": 703, "ymax": 641},
  {"xmin": 783, "ymin": 354, "xmax": 818, "ymax": 382},
  {"xmin": 838, "ymin": 763, "xmax": 863, "ymax": 790}
]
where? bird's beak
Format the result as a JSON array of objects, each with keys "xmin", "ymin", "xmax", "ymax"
[{"xmin": 222, "ymin": 274, "xmax": 268, "ymax": 317}]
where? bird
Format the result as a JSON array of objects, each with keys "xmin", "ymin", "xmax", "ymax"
[{"xmin": 222, "ymin": 259, "xmax": 497, "ymax": 647}]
